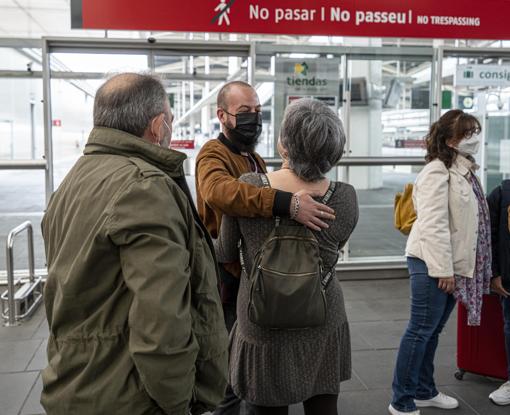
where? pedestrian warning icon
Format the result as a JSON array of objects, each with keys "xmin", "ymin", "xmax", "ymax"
[{"xmin": 213, "ymin": 0, "xmax": 235, "ymax": 26}]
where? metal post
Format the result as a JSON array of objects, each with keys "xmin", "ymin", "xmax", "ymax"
[
  {"xmin": 4, "ymin": 221, "xmax": 35, "ymax": 326},
  {"xmin": 248, "ymin": 42, "xmax": 256, "ymax": 85},
  {"xmin": 30, "ymin": 101, "xmax": 36, "ymax": 160},
  {"xmin": 429, "ymin": 48, "xmax": 437, "ymax": 126},
  {"xmin": 148, "ymin": 50, "xmax": 156, "ymax": 73},
  {"xmin": 342, "ymin": 54, "xmax": 351, "ymax": 185},
  {"xmin": 27, "ymin": 225, "xmax": 35, "ymax": 283},
  {"xmin": 5, "ymin": 232, "xmax": 17, "ymax": 326},
  {"xmin": 341, "ymin": 54, "xmax": 351, "ymax": 263},
  {"xmin": 42, "ymin": 39, "xmax": 54, "ymax": 205},
  {"xmin": 9, "ymin": 120, "xmax": 14, "ymax": 160},
  {"xmin": 189, "ymin": 56, "xmax": 195, "ymax": 137},
  {"xmin": 478, "ymin": 93, "xmax": 488, "ymax": 189},
  {"xmin": 432, "ymin": 46, "xmax": 443, "ymax": 122}
]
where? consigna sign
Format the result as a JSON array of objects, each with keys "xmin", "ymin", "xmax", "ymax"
[
  {"xmin": 71, "ymin": 0, "xmax": 510, "ymax": 40},
  {"xmin": 456, "ymin": 65, "xmax": 510, "ymax": 87}
]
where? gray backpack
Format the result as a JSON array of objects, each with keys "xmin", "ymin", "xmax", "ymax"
[{"xmin": 240, "ymin": 175, "xmax": 338, "ymax": 330}]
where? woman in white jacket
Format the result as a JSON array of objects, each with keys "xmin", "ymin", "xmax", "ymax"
[{"xmin": 389, "ymin": 110, "xmax": 492, "ymax": 415}]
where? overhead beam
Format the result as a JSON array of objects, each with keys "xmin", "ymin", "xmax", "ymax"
[{"xmin": 45, "ymin": 37, "xmax": 252, "ymax": 57}]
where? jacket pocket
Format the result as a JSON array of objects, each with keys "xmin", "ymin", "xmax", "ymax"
[{"xmin": 189, "ymin": 233, "xmax": 217, "ymax": 295}]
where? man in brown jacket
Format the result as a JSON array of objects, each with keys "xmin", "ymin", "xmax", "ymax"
[{"xmin": 195, "ymin": 81, "xmax": 335, "ymax": 415}]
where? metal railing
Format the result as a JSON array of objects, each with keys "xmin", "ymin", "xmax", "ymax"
[
  {"xmin": 1, "ymin": 221, "xmax": 43, "ymax": 326},
  {"xmin": 0, "ymin": 160, "xmax": 46, "ymax": 170},
  {"xmin": 264, "ymin": 156, "xmax": 426, "ymax": 168}
]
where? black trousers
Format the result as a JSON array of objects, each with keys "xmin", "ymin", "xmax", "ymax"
[
  {"xmin": 251, "ymin": 394, "xmax": 339, "ymax": 415},
  {"xmin": 214, "ymin": 266, "xmax": 254, "ymax": 415}
]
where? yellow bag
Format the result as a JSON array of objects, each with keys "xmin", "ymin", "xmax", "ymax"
[{"xmin": 394, "ymin": 183, "xmax": 417, "ymax": 235}]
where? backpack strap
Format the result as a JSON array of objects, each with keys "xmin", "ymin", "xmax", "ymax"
[
  {"xmin": 238, "ymin": 238, "xmax": 247, "ymax": 275},
  {"xmin": 318, "ymin": 182, "xmax": 338, "ymax": 289},
  {"xmin": 260, "ymin": 173, "xmax": 270, "ymax": 188},
  {"xmin": 321, "ymin": 181, "xmax": 337, "ymax": 205},
  {"xmin": 259, "ymin": 174, "xmax": 283, "ymax": 227},
  {"xmin": 239, "ymin": 173, "xmax": 272, "ymax": 274},
  {"xmin": 321, "ymin": 252, "xmax": 340, "ymax": 289}
]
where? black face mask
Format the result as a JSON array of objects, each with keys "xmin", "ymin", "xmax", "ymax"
[{"xmin": 224, "ymin": 111, "xmax": 262, "ymax": 147}]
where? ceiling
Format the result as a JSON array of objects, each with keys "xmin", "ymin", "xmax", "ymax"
[{"xmin": 0, "ymin": 0, "xmax": 74, "ymax": 36}]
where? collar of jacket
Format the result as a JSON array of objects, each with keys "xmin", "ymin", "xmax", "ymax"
[
  {"xmin": 452, "ymin": 154, "xmax": 478, "ymax": 177},
  {"xmin": 84, "ymin": 127, "xmax": 186, "ymax": 178},
  {"xmin": 218, "ymin": 132, "xmax": 245, "ymax": 155}
]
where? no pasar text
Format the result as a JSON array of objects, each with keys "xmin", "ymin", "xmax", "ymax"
[{"xmin": 275, "ymin": 8, "xmax": 317, "ymax": 23}]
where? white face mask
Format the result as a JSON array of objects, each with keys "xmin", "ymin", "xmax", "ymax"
[{"xmin": 456, "ymin": 135, "xmax": 481, "ymax": 156}]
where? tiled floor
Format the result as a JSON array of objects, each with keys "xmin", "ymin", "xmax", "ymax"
[{"xmin": 0, "ymin": 279, "xmax": 507, "ymax": 415}]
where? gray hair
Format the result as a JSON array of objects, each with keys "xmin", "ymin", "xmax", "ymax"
[
  {"xmin": 280, "ymin": 98, "xmax": 346, "ymax": 182},
  {"xmin": 93, "ymin": 73, "xmax": 167, "ymax": 137}
]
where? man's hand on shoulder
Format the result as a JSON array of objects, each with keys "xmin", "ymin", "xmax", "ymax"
[{"xmin": 292, "ymin": 190, "xmax": 335, "ymax": 231}]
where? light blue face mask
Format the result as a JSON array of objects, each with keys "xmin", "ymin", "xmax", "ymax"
[
  {"xmin": 456, "ymin": 135, "xmax": 480, "ymax": 156},
  {"xmin": 160, "ymin": 119, "xmax": 172, "ymax": 149}
]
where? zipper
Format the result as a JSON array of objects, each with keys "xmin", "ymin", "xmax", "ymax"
[
  {"xmin": 264, "ymin": 235, "xmax": 319, "ymax": 245},
  {"xmin": 259, "ymin": 266, "xmax": 317, "ymax": 278}
]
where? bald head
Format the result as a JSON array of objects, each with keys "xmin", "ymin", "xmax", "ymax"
[
  {"xmin": 94, "ymin": 73, "xmax": 168, "ymax": 138},
  {"xmin": 217, "ymin": 81, "xmax": 258, "ymax": 112}
]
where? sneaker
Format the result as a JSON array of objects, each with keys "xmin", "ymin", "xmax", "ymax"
[
  {"xmin": 388, "ymin": 404, "xmax": 421, "ymax": 415},
  {"xmin": 415, "ymin": 392, "xmax": 459, "ymax": 409},
  {"xmin": 489, "ymin": 381, "xmax": 510, "ymax": 406}
]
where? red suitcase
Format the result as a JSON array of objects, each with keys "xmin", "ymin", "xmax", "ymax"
[{"xmin": 456, "ymin": 294, "xmax": 508, "ymax": 381}]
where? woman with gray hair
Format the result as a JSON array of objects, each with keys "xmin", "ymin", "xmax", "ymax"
[{"xmin": 215, "ymin": 98, "xmax": 359, "ymax": 414}]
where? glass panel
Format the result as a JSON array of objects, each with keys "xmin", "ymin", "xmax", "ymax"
[
  {"xmin": 155, "ymin": 53, "xmax": 250, "ymax": 171},
  {"xmin": 0, "ymin": 170, "xmax": 45, "ymax": 271},
  {"xmin": 269, "ymin": 54, "xmax": 344, "ymax": 159},
  {"xmin": 51, "ymin": 53, "xmax": 148, "ymax": 73},
  {"xmin": 348, "ymin": 58, "xmax": 431, "ymax": 158},
  {"xmin": 442, "ymin": 55, "xmax": 510, "ymax": 193},
  {"xmin": 487, "ymin": 114, "xmax": 510, "ymax": 193},
  {"xmin": 0, "ymin": 78, "xmax": 44, "ymax": 160},
  {"xmin": 0, "ymin": 47, "xmax": 43, "ymax": 71},
  {"xmin": 345, "ymin": 165, "xmax": 419, "ymax": 259},
  {"xmin": 50, "ymin": 78, "xmax": 96, "ymax": 188},
  {"xmin": 49, "ymin": 52, "xmax": 151, "ymax": 187}
]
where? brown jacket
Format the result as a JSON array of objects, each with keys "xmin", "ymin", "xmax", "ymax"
[
  {"xmin": 196, "ymin": 134, "xmax": 292, "ymax": 276},
  {"xmin": 196, "ymin": 134, "xmax": 292, "ymax": 238}
]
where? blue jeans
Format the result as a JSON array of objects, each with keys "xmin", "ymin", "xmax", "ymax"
[
  {"xmin": 501, "ymin": 296, "xmax": 510, "ymax": 380},
  {"xmin": 391, "ymin": 257, "xmax": 457, "ymax": 412}
]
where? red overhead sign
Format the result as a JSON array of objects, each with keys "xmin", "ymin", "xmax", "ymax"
[
  {"xmin": 71, "ymin": 0, "xmax": 510, "ymax": 40},
  {"xmin": 170, "ymin": 139, "xmax": 195, "ymax": 150}
]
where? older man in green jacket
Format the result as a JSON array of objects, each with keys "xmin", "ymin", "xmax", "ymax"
[{"xmin": 41, "ymin": 73, "xmax": 228, "ymax": 415}]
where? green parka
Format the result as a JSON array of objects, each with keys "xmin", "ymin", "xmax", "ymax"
[{"xmin": 41, "ymin": 127, "xmax": 228, "ymax": 415}]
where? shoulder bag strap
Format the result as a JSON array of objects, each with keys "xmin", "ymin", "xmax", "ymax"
[
  {"xmin": 319, "ymin": 181, "xmax": 339, "ymax": 289},
  {"xmin": 321, "ymin": 181, "xmax": 337, "ymax": 205},
  {"xmin": 238, "ymin": 238, "xmax": 247, "ymax": 275},
  {"xmin": 260, "ymin": 173, "xmax": 270, "ymax": 188},
  {"xmin": 238, "ymin": 173, "xmax": 272, "ymax": 274},
  {"xmin": 259, "ymin": 174, "xmax": 282, "ymax": 227},
  {"xmin": 321, "ymin": 252, "xmax": 340, "ymax": 289}
]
